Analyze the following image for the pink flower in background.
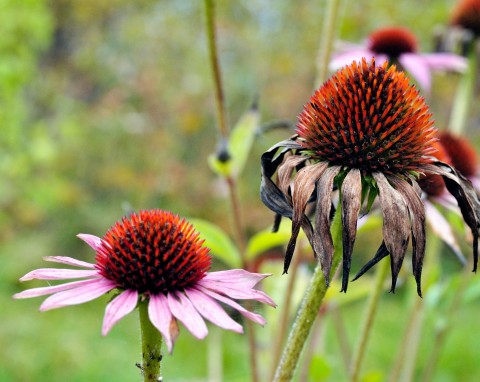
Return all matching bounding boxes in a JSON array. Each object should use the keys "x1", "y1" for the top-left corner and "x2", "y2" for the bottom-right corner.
[
  {"x1": 14, "y1": 209, "x2": 275, "y2": 353},
  {"x1": 330, "y1": 27, "x2": 467, "y2": 92}
]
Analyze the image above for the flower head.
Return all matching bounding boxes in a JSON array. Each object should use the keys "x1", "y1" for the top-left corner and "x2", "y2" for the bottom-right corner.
[
  {"x1": 260, "y1": 59, "x2": 480, "y2": 296},
  {"x1": 14, "y1": 209, "x2": 275, "y2": 353},
  {"x1": 451, "y1": 0, "x2": 480, "y2": 37},
  {"x1": 330, "y1": 27, "x2": 467, "y2": 92}
]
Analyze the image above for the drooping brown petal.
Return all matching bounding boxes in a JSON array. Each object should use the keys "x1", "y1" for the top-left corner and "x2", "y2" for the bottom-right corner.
[
  {"x1": 352, "y1": 241, "x2": 389, "y2": 281},
  {"x1": 422, "y1": 162, "x2": 480, "y2": 271},
  {"x1": 314, "y1": 165, "x2": 341, "y2": 285},
  {"x1": 277, "y1": 155, "x2": 309, "y2": 195},
  {"x1": 340, "y1": 169, "x2": 362, "y2": 292},
  {"x1": 389, "y1": 176, "x2": 426, "y2": 296},
  {"x1": 285, "y1": 162, "x2": 328, "y2": 274},
  {"x1": 373, "y1": 172, "x2": 411, "y2": 292}
]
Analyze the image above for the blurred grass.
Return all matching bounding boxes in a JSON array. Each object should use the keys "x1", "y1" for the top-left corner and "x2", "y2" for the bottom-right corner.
[{"x1": 2, "y1": 0, "x2": 480, "y2": 380}]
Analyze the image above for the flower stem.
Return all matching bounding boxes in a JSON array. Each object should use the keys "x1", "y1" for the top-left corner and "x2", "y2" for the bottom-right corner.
[
  {"x1": 314, "y1": 0, "x2": 342, "y2": 88},
  {"x1": 273, "y1": 209, "x2": 343, "y2": 381},
  {"x1": 139, "y1": 299, "x2": 163, "y2": 382},
  {"x1": 349, "y1": 256, "x2": 389, "y2": 382},
  {"x1": 448, "y1": 48, "x2": 477, "y2": 135}
]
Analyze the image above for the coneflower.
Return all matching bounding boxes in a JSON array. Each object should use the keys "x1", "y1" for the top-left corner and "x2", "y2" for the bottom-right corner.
[
  {"x1": 260, "y1": 58, "x2": 480, "y2": 296},
  {"x1": 451, "y1": 0, "x2": 480, "y2": 37}
]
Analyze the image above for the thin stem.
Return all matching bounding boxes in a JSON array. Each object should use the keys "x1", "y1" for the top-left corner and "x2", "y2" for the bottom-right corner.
[
  {"x1": 268, "y1": 244, "x2": 303, "y2": 381},
  {"x1": 448, "y1": 48, "x2": 477, "y2": 135},
  {"x1": 314, "y1": 0, "x2": 342, "y2": 89},
  {"x1": 204, "y1": 0, "x2": 228, "y2": 140},
  {"x1": 350, "y1": 257, "x2": 389, "y2": 382},
  {"x1": 298, "y1": 309, "x2": 327, "y2": 381},
  {"x1": 139, "y1": 299, "x2": 163, "y2": 382},
  {"x1": 331, "y1": 304, "x2": 352, "y2": 372},
  {"x1": 273, "y1": 209, "x2": 343, "y2": 381},
  {"x1": 208, "y1": 327, "x2": 223, "y2": 382}
]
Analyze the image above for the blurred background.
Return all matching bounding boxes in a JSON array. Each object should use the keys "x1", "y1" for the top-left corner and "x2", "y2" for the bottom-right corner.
[{"x1": 3, "y1": 0, "x2": 480, "y2": 381}]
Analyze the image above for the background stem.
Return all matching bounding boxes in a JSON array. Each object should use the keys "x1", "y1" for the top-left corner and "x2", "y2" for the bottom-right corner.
[{"x1": 139, "y1": 300, "x2": 163, "y2": 382}]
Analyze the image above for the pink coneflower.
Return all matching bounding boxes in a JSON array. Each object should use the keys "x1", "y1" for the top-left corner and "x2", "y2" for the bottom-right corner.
[
  {"x1": 330, "y1": 27, "x2": 467, "y2": 92},
  {"x1": 261, "y1": 59, "x2": 480, "y2": 296},
  {"x1": 14, "y1": 209, "x2": 275, "y2": 353}
]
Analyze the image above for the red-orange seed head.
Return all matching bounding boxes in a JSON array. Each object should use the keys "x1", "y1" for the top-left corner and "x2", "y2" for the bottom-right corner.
[
  {"x1": 439, "y1": 131, "x2": 478, "y2": 177},
  {"x1": 451, "y1": 0, "x2": 480, "y2": 37},
  {"x1": 296, "y1": 59, "x2": 437, "y2": 176},
  {"x1": 95, "y1": 210, "x2": 211, "y2": 294},
  {"x1": 367, "y1": 27, "x2": 418, "y2": 57}
]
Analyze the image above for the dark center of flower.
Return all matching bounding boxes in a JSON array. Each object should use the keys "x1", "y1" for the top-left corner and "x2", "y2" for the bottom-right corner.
[
  {"x1": 95, "y1": 210, "x2": 211, "y2": 294},
  {"x1": 296, "y1": 59, "x2": 437, "y2": 176},
  {"x1": 451, "y1": 0, "x2": 480, "y2": 37},
  {"x1": 439, "y1": 132, "x2": 478, "y2": 177},
  {"x1": 367, "y1": 27, "x2": 418, "y2": 57}
]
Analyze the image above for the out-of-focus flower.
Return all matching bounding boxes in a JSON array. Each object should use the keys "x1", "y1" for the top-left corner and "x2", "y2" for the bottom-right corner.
[
  {"x1": 14, "y1": 209, "x2": 275, "y2": 353},
  {"x1": 451, "y1": 0, "x2": 480, "y2": 38},
  {"x1": 260, "y1": 59, "x2": 480, "y2": 296},
  {"x1": 330, "y1": 27, "x2": 467, "y2": 92}
]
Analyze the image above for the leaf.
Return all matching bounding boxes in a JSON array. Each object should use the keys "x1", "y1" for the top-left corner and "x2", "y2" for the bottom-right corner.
[
  {"x1": 188, "y1": 218, "x2": 241, "y2": 268},
  {"x1": 246, "y1": 219, "x2": 295, "y2": 261},
  {"x1": 229, "y1": 102, "x2": 260, "y2": 178},
  {"x1": 308, "y1": 355, "x2": 332, "y2": 380}
]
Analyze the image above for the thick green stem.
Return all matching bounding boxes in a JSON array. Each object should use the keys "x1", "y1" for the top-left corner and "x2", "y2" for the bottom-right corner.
[
  {"x1": 448, "y1": 49, "x2": 476, "y2": 135},
  {"x1": 350, "y1": 256, "x2": 389, "y2": 382},
  {"x1": 314, "y1": 0, "x2": 342, "y2": 88},
  {"x1": 139, "y1": 299, "x2": 163, "y2": 382},
  {"x1": 273, "y1": 210, "x2": 343, "y2": 381}
]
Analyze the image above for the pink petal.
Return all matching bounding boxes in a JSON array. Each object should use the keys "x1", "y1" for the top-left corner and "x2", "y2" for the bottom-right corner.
[
  {"x1": 167, "y1": 291, "x2": 208, "y2": 340},
  {"x1": 39, "y1": 278, "x2": 116, "y2": 311},
  {"x1": 198, "y1": 278, "x2": 276, "y2": 306},
  {"x1": 399, "y1": 53, "x2": 431, "y2": 92},
  {"x1": 204, "y1": 269, "x2": 271, "y2": 289},
  {"x1": 469, "y1": 176, "x2": 480, "y2": 190},
  {"x1": 13, "y1": 278, "x2": 102, "y2": 299},
  {"x1": 102, "y1": 289, "x2": 138, "y2": 335},
  {"x1": 184, "y1": 288, "x2": 243, "y2": 333},
  {"x1": 149, "y1": 294, "x2": 178, "y2": 353},
  {"x1": 196, "y1": 286, "x2": 267, "y2": 326},
  {"x1": 77, "y1": 234, "x2": 104, "y2": 251},
  {"x1": 425, "y1": 201, "x2": 466, "y2": 265},
  {"x1": 20, "y1": 268, "x2": 99, "y2": 281},
  {"x1": 422, "y1": 53, "x2": 467, "y2": 72},
  {"x1": 43, "y1": 256, "x2": 96, "y2": 269},
  {"x1": 329, "y1": 49, "x2": 380, "y2": 70}
]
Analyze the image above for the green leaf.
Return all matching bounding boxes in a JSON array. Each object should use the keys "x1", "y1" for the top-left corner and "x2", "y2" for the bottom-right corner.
[
  {"x1": 207, "y1": 153, "x2": 233, "y2": 177},
  {"x1": 229, "y1": 102, "x2": 260, "y2": 178},
  {"x1": 308, "y1": 355, "x2": 332, "y2": 380},
  {"x1": 189, "y1": 218, "x2": 241, "y2": 268},
  {"x1": 246, "y1": 219, "x2": 294, "y2": 261}
]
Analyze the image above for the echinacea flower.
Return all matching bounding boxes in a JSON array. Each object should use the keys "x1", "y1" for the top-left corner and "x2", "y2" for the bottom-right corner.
[
  {"x1": 14, "y1": 209, "x2": 275, "y2": 353},
  {"x1": 451, "y1": 0, "x2": 480, "y2": 38},
  {"x1": 260, "y1": 59, "x2": 480, "y2": 296},
  {"x1": 330, "y1": 27, "x2": 467, "y2": 92}
]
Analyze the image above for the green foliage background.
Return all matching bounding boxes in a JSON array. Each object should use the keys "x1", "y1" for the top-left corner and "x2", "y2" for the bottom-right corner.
[{"x1": 2, "y1": 0, "x2": 480, "y2": 381}]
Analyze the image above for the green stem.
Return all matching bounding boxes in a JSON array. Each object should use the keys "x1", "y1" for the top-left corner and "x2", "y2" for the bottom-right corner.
[
  {"x1": 448, "y1": 48, "x2": 476, "y2": 135},
  {"x1": 314, "y1": 0, "x2": 342, "y2": 89},
  {"x1": 204, "y1": 0, "x2": 228, "y2": 140},
  {"x1": 350, "y1": 256, "x2": 389, "y2": 382},
  {"x1": 139, "y1": 299, "x2": 163, "y2": 382},
  {"x1": 273, "y1": 209, "x2": 343, "y2": 381}
]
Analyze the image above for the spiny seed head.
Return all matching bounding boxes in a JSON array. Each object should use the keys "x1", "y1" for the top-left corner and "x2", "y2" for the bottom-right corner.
[
  {"x1": 95, "y1": 209, "x2": 211, "y2": 294},
  {"x1": 418, "y1": 141, "x2": 450, "y2": 196},
  {"x1": 367, "y1": 27, "x2": 418, "y2": 57},
  {"x1": 439, "y1": 131, "x2": 478, "y2": 176},
  {"x1": 451, "y1": 0, "x2": 480, "y2": 37},
  {"x1": 296, "y1": 59, "x2": 437, "y2": 176}
]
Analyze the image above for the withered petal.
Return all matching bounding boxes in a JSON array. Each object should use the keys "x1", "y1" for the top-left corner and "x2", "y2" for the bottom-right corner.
[
  {"x1": 423, "y1": 162, "x2": 480, "y2": 272},
  {"x1": 277, "y1": 155, "x2": 308, "y2": 195},
  {"x1": 352, "y1": 241, "x2": 389, "y2": 281},
  {"x1": 388, "y1": 176, "x2": 426, "y2": 297},
  {"x1": 340, "y1": 169, "x2": 362, "y2": 293},
  {"x1": 373, "y1": 172, "x2": 411, "y2": 292},
  {"x1": 314, "y1": 165, "x2": 341, "y2": 285}
]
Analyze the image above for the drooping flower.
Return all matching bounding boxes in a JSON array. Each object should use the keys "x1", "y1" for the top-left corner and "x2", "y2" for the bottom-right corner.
[
  {"x1": 14, "y1": 209, "x2": 275, "y2": 353},
  {"x1": 260, "y1": 59, "x2": 480, "y2": 296},
  {"x1": 330, "y1": 27, "x2": 467, "y2": 92}
]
